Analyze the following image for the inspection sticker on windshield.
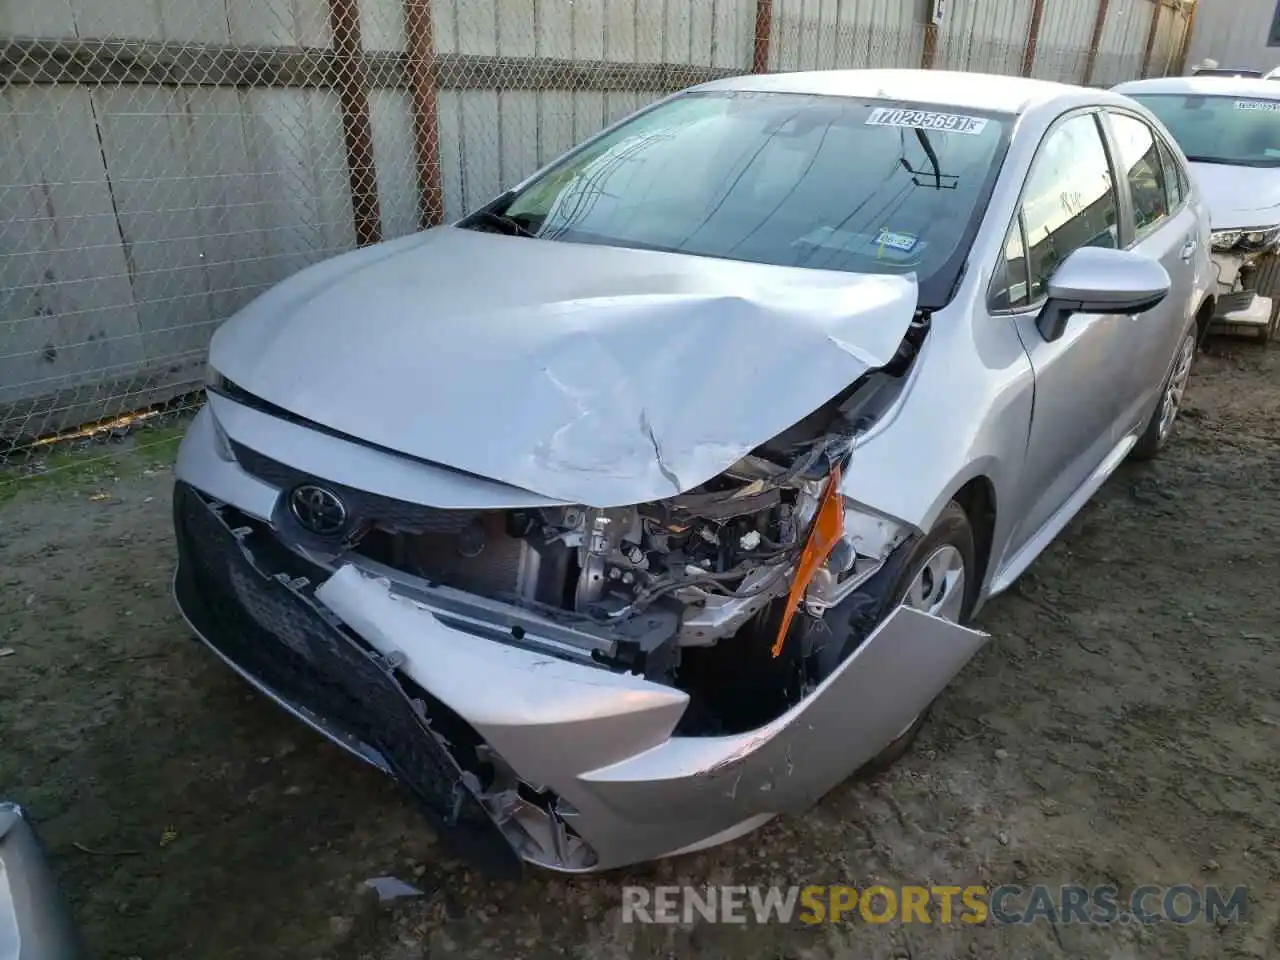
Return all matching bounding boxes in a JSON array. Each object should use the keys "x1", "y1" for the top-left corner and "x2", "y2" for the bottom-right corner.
[
  {"x1": 873, "y1": 229, "x2": 920, "y2": 253},
  {"x1": 865, "y1": 107, "x2": 988, "y2": 135},
  {"x1": 1235, "y1": 100, "x2": 1280, "y2": 111}
]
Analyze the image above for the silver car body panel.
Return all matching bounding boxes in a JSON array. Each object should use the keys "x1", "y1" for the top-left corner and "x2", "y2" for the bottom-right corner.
[
  {"x1": 209, "y1": 227, "x2": 919, "y2": 509},
  {"x1": 837, "y1": 91, "x2": 1211, "y2": 598},
  {"x1": 0, "y1": 803, "x2": 83, "y2": 960},
  {"x1": 310, "y1": 565, "x2": 987, "y2": 871},
  {"x1": 174, "y1": 70, "x2": 1213, "y2": 870}
]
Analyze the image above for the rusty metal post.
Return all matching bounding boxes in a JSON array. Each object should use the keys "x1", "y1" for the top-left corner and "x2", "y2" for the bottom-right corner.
[
  {"x1": 404, "y1": 0, "x2": 444, "y2": 227},
  {"x1": 753, "y1": 0, "x2": 773, "y2": 73},
  {"x1": 1021, "y1": 0, "x2": 1047, "y2": 77},
  {"x1": 328, "y1": 0, "x2": 382, "y2": 246},
  {"x1": 921, "y1": 22, "x2": 939, "y2": 69},
  {"x1": 1173, "y1": 0, "x2": 1198, "y2": 77},
  {"x1": 1139, "y1": 0, "x2": 1164, "y2": 79},
  {"x1": 1082, "y1": 0, "x2": 1113, "y2": 85}
]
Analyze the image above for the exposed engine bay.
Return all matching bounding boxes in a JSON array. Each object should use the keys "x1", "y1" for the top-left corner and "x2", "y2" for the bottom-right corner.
[{"x1": 316, "y1": 317, "x2": 925, "y2": 733}]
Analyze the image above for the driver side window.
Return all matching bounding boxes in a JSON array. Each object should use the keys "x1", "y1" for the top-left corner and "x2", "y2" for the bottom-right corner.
[{"x1": 995, "y1": 113, "x2": 1120, "y2": 309}]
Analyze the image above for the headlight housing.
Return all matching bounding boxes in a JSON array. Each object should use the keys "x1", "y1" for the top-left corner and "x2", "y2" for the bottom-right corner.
[{"x1": 1211, "y1": 226, "x2": 1280, "y2": 254}]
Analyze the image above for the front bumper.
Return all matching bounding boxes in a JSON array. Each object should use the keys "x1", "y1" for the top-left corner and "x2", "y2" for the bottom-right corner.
[{"x1": 172, "y1": 408, "x2": 989, "y2": 873}]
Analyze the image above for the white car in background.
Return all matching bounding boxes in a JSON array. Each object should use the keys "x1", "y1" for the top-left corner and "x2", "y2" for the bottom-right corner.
[{"x1": 1116, "y1": 76, "x2": 1280, "y2": 342}]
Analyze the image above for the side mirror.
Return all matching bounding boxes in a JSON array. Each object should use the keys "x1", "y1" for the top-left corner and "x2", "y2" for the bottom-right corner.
[{"x1": 1037, "y1": 246, "x2": 1171, "y2": 342}]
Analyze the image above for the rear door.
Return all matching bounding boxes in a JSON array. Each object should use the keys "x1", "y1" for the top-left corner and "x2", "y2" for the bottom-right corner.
[{"x1": 1100, "y1": 110, "x2": 1196, "y2": 434}]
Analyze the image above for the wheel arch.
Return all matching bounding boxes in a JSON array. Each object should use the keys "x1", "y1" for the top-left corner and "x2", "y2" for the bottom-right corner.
[
  {"x1": 1194, "y1": 293, "x2": 1215, "y2": 346},
  {"x1": 948, "y1": 475, "x2": 997, "y2": 612}
]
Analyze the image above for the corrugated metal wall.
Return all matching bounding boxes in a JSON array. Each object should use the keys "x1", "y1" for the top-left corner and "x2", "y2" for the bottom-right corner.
[
  {"x1": 1094, "y1": 0, "x2": 1155, "y2": 86},
  {"x1": 1186, "y1": 0, "x2": 1280, "y2": 72},
  {"x1": 427, "y1": 0, "x2": 757, "y2": 221},
  {"x1": 769, "y1": 0, "x2": 927, "y2": 72},
  {"x1": 1029, "y1": 0, "x2": 1100, "y2": 82},
  {"x1": 935, "y1": 0, "x2": 1032, "y2": 76},
  {"x1": 0, "y1": 0, "x2": 1193, "y2": 444}
]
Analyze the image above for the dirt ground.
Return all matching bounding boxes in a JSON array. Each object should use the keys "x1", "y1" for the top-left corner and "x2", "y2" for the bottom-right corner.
[{"x1": 1, "y1": 337, "x2": 1278, "y2": 960}]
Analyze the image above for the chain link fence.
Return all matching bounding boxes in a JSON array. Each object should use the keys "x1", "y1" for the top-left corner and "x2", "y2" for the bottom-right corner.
[{"x1": 1, "y1": 0, "x2": 1192, "y2": 481}]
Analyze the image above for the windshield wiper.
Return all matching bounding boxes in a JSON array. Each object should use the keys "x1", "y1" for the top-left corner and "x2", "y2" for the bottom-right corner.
[
  {"x1": 462, "y1": 209, "x2": 538, "y2": 238},
  {"x1": 900, "y1": 128, "x2": 958, "y2": 189}
]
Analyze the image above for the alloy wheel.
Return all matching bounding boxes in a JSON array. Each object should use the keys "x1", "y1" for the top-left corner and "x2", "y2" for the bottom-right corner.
[{"x1": 1158, "y1": 334, "x2": 1195, "y2": 442}]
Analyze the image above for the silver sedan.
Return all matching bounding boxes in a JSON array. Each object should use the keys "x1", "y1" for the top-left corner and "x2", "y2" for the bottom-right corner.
[{"x1": 173, "y1": 69, "x2": 1213, "y2": 875}]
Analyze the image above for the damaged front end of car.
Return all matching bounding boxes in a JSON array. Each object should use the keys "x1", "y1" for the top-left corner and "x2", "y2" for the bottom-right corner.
[{"x1": 172, "y1": 239, "x2": 989, "y2": 874}]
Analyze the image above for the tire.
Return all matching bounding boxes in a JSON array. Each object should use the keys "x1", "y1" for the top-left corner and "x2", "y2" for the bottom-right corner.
[
  {"x1": 1131, "y1": 327, "x2": 1196, "y2": 461},
  {"x1": 811, "y1": 500, "x2": 977, "y2": 776}
]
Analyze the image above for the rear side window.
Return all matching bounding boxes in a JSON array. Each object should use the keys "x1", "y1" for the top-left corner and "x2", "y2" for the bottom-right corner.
[
  {"x1": 1019, "y1": 113, "x2": 1120, "y2": 303},
  {"x1": 1109, "y1": 113, "x2": 1170, "y2": 236}
]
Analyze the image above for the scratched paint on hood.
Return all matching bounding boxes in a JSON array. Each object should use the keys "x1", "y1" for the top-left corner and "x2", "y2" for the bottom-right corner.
[{"x1": 209, "y1": 226, "x2": 919, "y2": 507}]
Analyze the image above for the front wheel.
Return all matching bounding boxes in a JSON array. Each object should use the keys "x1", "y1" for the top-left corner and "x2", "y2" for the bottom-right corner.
[
  {"x1": 850, "y1": 500, "x2": 976, "y2": 775},
  {"x1": 1131, "y1": 328, "x2": 1196, "y2": 461}
]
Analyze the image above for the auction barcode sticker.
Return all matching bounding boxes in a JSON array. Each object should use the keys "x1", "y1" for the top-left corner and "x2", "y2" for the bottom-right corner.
[
  {"x1": 866, "y1": 107, "x2": 989, "y2": 135},
  {"x1": 1235, "y1": 100, "x2": 1280, "y2": 111}
]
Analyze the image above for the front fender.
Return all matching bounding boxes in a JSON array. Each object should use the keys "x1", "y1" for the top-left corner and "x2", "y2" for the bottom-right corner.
[{"x1": 839, "y1": 306, "x2": 1032, "y2": 598}]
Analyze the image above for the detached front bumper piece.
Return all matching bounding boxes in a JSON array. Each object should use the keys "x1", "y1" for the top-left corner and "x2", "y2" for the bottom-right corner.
[
  {"x1": 173, "y1": 481, "x2": 988, "y2": 874},
  {"x1": 1211, "y1": 251, "x2": 1279, "y2": 340}
]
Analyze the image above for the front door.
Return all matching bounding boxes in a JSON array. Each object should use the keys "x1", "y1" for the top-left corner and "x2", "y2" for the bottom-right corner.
[{"x1": 993, "y1": 111, "x2": 1136, "y2": 558}]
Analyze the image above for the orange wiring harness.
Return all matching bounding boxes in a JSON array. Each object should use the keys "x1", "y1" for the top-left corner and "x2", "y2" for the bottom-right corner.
[{"x1": 770, "y1": 464, "x2": 845, "y2": 658}]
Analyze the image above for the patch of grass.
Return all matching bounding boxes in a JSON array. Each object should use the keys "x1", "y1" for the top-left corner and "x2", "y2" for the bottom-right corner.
[
  {"x1": 133, "y1": 422, "x2": 188, "y2": 463},
  {"x1": 0, "y1": 419, "x2": 190, "y2": 508}
]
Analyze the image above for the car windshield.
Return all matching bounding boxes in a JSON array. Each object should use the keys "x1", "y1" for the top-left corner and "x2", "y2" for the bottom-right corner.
[
  {"x1": 474, "y1": 91, "x2": 1010, "y2": 309},
  {"x1": 1129, "y1": 93, "x2": 1280, "y2": 167}
]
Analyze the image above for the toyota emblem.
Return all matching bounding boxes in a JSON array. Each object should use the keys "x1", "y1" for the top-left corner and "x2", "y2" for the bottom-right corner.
[{"x1": 289, "y1": 484, "x2": 348, "y2": 537}]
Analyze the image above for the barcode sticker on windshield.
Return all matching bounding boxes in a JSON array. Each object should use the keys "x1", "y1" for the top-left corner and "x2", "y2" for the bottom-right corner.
[
  {"x1": 865, "y1": 107, "x2": 989, "y2": 135},
  {"x1": 1235, "y1": 100, "x2": 1280, "y2": 111}
]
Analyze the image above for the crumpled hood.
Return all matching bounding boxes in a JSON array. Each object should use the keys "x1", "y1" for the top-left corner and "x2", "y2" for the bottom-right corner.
[
  {"x1": 1190, "y1": 161, "x2": 1280, "y2": 230},
  {"x1": 210, "y1": 227, "x2": 918, "y2": 507}
]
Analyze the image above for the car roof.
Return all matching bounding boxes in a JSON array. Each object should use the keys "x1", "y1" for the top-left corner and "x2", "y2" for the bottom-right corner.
[
  {"x1": 693, "y1": 69, "x2": 1115, "y2": 116},
  {"x1": 1116, "y1": 76, "x2": 1280, "y2": 99}
]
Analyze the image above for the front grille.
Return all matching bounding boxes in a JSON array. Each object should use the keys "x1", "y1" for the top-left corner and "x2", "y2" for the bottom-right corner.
[
  {"x1": 231, "y1": 442, "x2": 536, "y2": 599},
  {"x1": 172, "y1": 483, "x2": 521, "y2": 877},
  {"x1": 230, "y1": 441, "x2": 478, "y2": 535}
]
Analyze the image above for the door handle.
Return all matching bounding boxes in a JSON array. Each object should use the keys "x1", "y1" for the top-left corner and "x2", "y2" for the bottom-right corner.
[{"x1": 1181, "y1": 238, "x2": 1198, "y2": 260}]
